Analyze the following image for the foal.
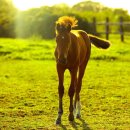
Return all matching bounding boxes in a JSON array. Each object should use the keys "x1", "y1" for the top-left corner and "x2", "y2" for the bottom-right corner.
[{"x1": 54, "y1": 16, "x2": 110, "y2": 124}]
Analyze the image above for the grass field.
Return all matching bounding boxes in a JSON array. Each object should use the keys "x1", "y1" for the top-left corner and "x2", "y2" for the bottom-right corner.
[{"x1": 0, "y1": 36, "x2": 130, "y2": 130}]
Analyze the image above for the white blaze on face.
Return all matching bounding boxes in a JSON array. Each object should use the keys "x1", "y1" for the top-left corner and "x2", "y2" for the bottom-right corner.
[{"x1": 57, "y1": 35, "x2": 69, "y2": 61}]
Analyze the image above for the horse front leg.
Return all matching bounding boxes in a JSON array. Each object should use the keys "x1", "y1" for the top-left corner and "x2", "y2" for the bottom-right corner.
[
  {"x1": 68, "y1": 68, "x2": 77, "y2": 121},
  {"x1": 56, "y1": 66, "x2": 65, "y2": 125}
]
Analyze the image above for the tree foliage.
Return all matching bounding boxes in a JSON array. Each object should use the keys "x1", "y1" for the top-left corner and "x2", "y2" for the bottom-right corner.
[
  {"x1": 0, "y1": 0, "x2": 17, "y2": 37},
  {"x1": 0, "y1": 1, "x2": 130, "y2": 38}
]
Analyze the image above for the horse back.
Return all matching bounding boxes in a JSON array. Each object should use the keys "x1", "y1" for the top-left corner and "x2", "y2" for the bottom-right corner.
[{"x1": 71, "y1": 30, "x2": 91, "y2": 65}]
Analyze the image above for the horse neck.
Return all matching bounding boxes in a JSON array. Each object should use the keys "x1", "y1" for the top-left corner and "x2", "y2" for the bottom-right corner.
[{"x1": 67, "y1": 32, "x2": 79, "y2": 61}]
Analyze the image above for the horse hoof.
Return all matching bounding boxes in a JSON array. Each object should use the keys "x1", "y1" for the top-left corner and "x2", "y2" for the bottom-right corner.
[
  {"x1": 76, "y1": 114, "x2": 81, "y2": 119},
  {"x1": 69, "y1": 114, "x2": 74, "y2": 121},
  {"x1": 55, "y1": 119, "x2": 61, "y2": 125}
]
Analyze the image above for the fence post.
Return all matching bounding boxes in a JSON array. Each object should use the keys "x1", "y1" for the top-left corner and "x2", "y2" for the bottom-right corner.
[
  {"x1": 105, "y1": 17, "x2": 109, "y2": 40},
  {"x1": 120, "y1": 17, "x2": 124, "y2": 42},
  {"x1": 92, "y1": 17, "x2": 97, "y2": 35}
]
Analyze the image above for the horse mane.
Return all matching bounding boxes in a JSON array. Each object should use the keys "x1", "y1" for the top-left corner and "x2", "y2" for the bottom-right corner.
[{"x1": 56, "y1": 16, "x2": 78, "y2": 28}]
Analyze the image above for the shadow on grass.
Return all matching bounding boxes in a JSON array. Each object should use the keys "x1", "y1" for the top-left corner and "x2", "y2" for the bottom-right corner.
[
  {"x1": 59, "y1": 124, "x2": 67, "y2": 130},
  {"x1": 70, "y1": 121, "x2": 78, "y2": 130},
  {"x1": 79, "y1": 118, "x2": 91, "y2": 130},
  {"x1": 0, "y1": 51, "x2": 12, "y2": 56},
  {"x1": 59, "y1": 118, "x2": 91, "y2": 130}
]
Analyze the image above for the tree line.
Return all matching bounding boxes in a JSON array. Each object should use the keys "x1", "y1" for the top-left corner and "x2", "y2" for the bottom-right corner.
[{"x1": 0, "y1": 0, "x2": 130, "y2": 39}]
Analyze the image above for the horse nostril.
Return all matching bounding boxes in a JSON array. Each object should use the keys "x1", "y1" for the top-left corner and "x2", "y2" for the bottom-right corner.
[{"x1": 58, "y1": 58, "x2": 67, "y2": 65}]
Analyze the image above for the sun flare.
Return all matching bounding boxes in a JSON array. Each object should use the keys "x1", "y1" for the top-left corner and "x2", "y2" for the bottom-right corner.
[{"x1": 13, "y1": 0, "x2": 130, "y2": 14}]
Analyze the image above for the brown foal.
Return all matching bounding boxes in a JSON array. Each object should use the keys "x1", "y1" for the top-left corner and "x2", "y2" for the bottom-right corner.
[{"x1": 54, "y1": 16, "x2": 110, "y2": 124}]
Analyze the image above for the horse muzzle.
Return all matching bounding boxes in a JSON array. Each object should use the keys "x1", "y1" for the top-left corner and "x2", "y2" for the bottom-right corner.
[{"x1": 57, "y1": 58, "x2": 67, "y2": 65}]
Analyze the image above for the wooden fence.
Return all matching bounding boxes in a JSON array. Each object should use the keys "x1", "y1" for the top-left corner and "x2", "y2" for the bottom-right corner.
[{"x1": 92, "y1": 17, "x2": 130, "y2": 42}]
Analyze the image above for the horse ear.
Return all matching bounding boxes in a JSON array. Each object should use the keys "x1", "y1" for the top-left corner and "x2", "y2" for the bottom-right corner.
[{"x1": 66, "y1": 24, "x2": 71, "y2": 32}]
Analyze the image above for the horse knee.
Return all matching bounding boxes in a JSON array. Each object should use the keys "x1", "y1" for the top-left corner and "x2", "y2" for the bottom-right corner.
[
  {"x1": 58, "y1": 85, "x2": 64, "y2": 98},
  {"x1": 68, "y1": 86, "x2": 75, "y2": 97},
  {"x1": 75, "y1": 79, "x2": 82, "y2": 93}
]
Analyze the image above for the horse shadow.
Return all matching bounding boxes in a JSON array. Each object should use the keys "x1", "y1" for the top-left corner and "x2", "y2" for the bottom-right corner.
[
  {"x1": 59, "y1": 118, "x2": 91, "y2": 130},
  {"x1": 78, "y1": 118, "x2": 91, "y2": 130},
  {"x1": 59, "y1": 124, "x2": 67, "y2": 130}
]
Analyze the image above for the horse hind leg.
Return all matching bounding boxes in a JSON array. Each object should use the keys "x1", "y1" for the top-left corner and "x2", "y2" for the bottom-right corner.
[
  {"x1": 68, "y1": 68, "x2": 78, "y2": 122},
  {"x1": 74, "y1": 64, "x2": 87, "y2": 118},
  {"x1": 68, "y1": 86, "x2": 75, "y2": 122},
  {"x1": 74, "y1": 94, "x2": 81, "y2": 118},
  {"x1": 74, "y1": 77, "x2": 82, "y2": 119},
  {"x1": 76, "y1": 100, "x2": 81, "y2": 118},
  {"x1": 73, "y1": 77, "x2": 77, "y2": 116}
]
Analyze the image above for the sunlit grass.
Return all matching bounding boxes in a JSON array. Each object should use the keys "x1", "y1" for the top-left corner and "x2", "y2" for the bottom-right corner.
[
  {"x1": 0, "y1": 37, "x2": 130, "y2": 129},
  {"x1": 0, "y1": 38, "x2": 55, "y2": 61},
  {"x1": 0, "y1": 37, "x2": 130, "y2": 61}
]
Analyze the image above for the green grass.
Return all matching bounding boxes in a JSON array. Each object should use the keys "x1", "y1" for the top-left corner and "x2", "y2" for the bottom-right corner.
[{"x1": 0, "y1": 37, "x2": 130, "y2": 130}]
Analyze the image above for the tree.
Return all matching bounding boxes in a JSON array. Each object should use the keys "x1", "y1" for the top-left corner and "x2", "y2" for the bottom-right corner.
[
  {"x1": 13, "y1": 1, "x2": 130, "y2": 39},
  {"x1": 72, "y1": 1, "x2": 105, "y2": 12},
  {"x1": 0, "y1": 0, "x2": 17, "y2": 37}
]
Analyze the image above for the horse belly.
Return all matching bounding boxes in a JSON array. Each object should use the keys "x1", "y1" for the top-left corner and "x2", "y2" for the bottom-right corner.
[{"x1": 78, "y1": 37, "x2": 87, "y2": 65}]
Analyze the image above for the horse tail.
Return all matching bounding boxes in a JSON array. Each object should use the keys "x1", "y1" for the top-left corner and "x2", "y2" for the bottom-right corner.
[{"x1": 88, "y1": 34, "x2": 110, "y2": 49}]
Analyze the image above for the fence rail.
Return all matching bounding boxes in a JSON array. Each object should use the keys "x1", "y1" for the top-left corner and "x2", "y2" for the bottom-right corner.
[{"x1": 92, "y1": 17, "x2": 130, "y2": 42}]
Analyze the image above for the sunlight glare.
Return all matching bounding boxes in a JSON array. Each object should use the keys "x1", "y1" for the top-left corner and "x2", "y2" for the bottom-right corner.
[
  {"x1": 13, "y1": 0, "x2": 83, "y2": 11},
  {"x1": 13, "y1": 0, "x2": 130, "y2": 14}
]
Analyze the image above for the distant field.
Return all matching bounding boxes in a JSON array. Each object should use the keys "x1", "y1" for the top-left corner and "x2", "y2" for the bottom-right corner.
[{"x1": 0, "y1": 37, "x2": 130, "y2": 130}]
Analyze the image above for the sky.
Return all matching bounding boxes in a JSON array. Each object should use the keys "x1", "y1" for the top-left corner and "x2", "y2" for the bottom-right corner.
[{"x1": 12, "y1": 0, "x2": 130, "y2": 14}]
